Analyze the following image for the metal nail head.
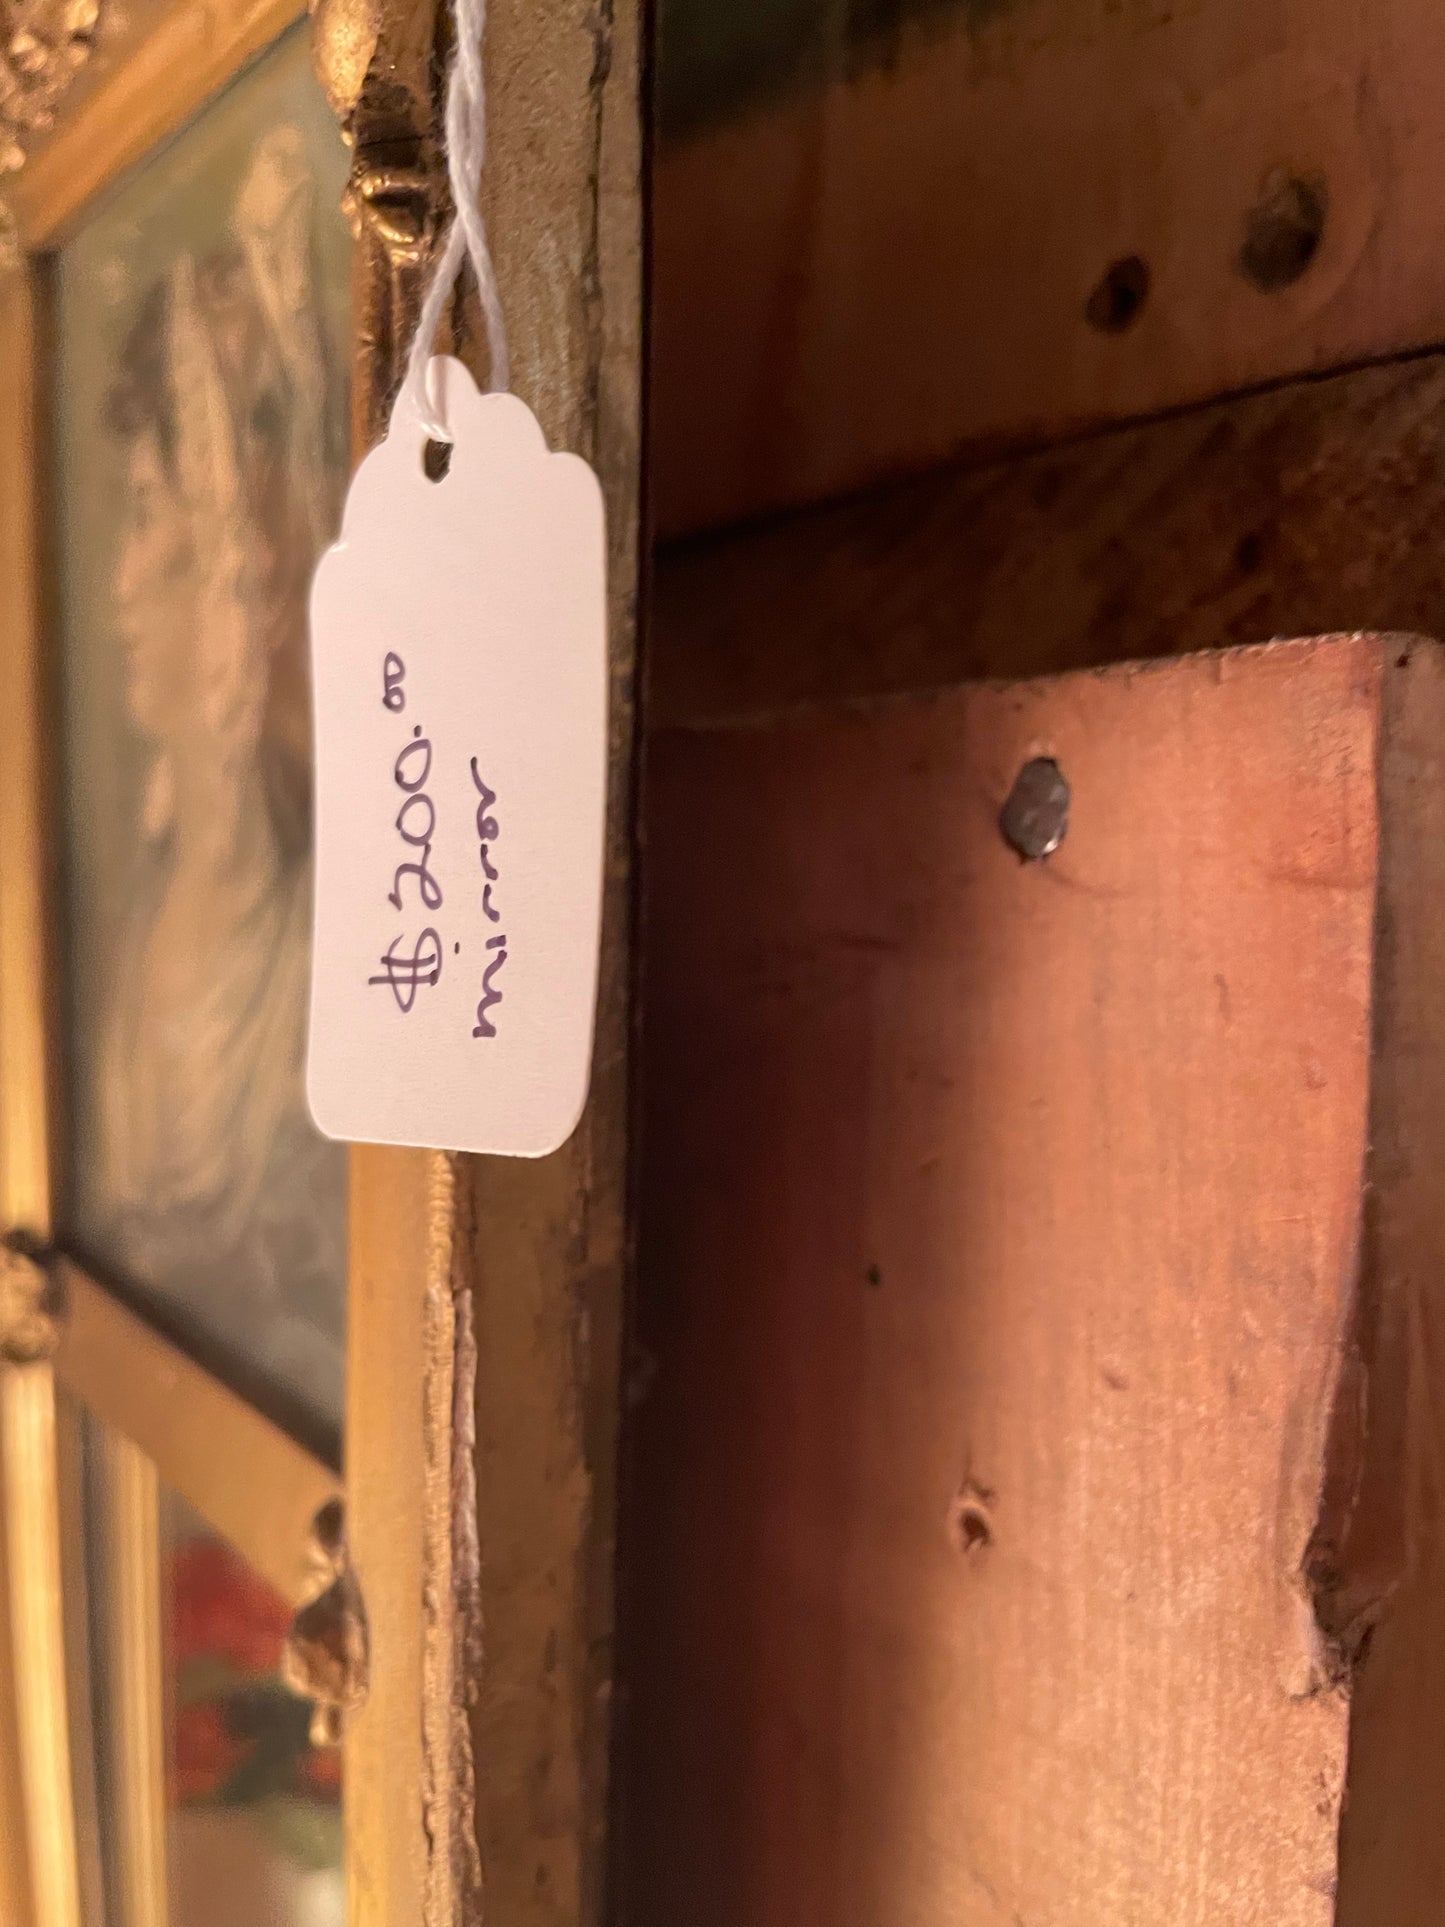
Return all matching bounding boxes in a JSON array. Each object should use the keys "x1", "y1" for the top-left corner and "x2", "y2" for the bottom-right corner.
[{"x1": 1000, "y1": 757, "x2": 1070, "y2": 861}]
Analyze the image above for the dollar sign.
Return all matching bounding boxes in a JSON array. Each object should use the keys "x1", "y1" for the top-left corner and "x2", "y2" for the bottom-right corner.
[{"x1": 368, "y1": 928, "x2": 443, "y2": 1013}]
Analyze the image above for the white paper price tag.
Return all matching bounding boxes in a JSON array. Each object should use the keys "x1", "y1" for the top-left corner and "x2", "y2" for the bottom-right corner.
[{"x1": 306, "y1": 356, "x2": 606, "y2": 1157}]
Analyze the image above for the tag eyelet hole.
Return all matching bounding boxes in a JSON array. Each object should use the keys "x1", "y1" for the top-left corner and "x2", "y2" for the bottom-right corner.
[{"x1": 423, "y1": 439, "x2": 453, "y2": 482}]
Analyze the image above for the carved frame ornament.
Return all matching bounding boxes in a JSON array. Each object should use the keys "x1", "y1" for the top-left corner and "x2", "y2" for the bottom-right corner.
[{"x1": 0, "y1": 0, "x2": 100, "y2": 176}]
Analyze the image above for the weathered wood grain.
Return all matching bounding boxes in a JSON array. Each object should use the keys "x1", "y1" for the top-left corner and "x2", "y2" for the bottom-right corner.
[
  {"x1": 1332, "y1": 647, "x2": 1445, "y2": 1927},
  {"x1": 625, "y1": 636, "x2": 1445, "y2": 1926},
  {"x1": 653, "y1": 0, "x2": 1445, "y2": 530},
  {"x1": 329, "y1": 0, "x2": 643, "y2": 1920},
  {"x1": 652, "y1": 352, "x2": 1445, "y2": 726},
  {"x1": 452, "y1": 4, "x2": 643, "y2": 1924}
]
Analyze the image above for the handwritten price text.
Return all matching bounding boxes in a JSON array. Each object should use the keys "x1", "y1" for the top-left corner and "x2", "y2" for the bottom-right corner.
[{"x1": 367, "y1": 651, "x2": 507, "y2": 1040}]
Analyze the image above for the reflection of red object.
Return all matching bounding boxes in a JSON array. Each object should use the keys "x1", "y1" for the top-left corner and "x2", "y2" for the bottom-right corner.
[
  {"x1": 170, "y1": 1537, "x2": 291, "y2": 1676},
  {"x1": 173, "y1": 1701, "x2": 246, "y2": 1801},
  {"x1": 302, "y1": 1744, "x2": 342, "y2": 1798}
]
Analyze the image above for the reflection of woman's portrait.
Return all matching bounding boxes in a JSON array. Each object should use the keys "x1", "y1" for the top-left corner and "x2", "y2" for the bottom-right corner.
[{"x1": 88, "y1": 127, "x2": 347, "y2": 1411}]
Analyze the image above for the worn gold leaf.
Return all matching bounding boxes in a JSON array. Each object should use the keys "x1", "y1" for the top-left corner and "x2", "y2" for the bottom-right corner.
[
  {"x1": 0, "y1": 0, "x2": 102, "y2": 167},
  {"x1": 282, "y1": 1498, "x2": 370, "y2": 1748},
  {"x1": 0, "y1": 1242, "x2": 60, "y2": 1365}
]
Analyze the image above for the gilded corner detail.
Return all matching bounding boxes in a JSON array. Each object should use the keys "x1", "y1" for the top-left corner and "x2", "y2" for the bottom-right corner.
[
  {"x1": 0, "y1": 1238, "x2": 61, "y2": 1365},
  {"x1": 0, "y1": 0, "x2": 101, "y2": 174},
  {"x1": 282, "y1": 1496, "x2": 370, "y2": 1747}
]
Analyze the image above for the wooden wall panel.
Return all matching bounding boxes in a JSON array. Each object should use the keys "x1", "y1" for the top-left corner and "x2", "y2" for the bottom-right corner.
[
  {"x1": 652, "y1": 352, "x2": 1445, "y2": 727},
  {"x1": 653, "y1": 0, "x2": 1445, "y2": 532},
  {"x1": 625, "y1": 637, "x2": 1445, "y2": 1925}
]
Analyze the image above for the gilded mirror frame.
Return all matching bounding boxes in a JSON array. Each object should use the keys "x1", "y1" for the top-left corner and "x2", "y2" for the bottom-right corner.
[{"x1": 0, "y1": 0, "x2": 451, "y2": 1920}]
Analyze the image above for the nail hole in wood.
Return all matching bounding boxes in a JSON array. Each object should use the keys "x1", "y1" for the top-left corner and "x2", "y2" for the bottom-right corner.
[
  {"x1": 1085, "y1": 255, "x2": 1150, "y2": 334},
  {"x1": 1239, "y1": 172, "x2": 1327, "y2": 292},
  {"x1": 952, "y1": 1484, "x2": 995, "y2": 1556}
]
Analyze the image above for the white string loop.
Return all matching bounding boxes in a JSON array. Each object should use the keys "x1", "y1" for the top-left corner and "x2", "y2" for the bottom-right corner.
[{"x1": 400, "y1": 0, "x2": 509, "y2": 441}]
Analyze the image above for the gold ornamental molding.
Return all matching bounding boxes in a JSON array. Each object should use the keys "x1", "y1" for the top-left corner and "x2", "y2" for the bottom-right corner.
[
  {"x1": 0, "y1": 1238, "x2": 61, "y2": 1366},
  {"x1": 0, "y1": 0, "x2": 101, "y2": 175},
  {"x1": 0, "y1": 0, "x2": 102, "y2": 257},
  {"x1": 282, "y1": 1496, "x2": 370, "y2": 1747}
]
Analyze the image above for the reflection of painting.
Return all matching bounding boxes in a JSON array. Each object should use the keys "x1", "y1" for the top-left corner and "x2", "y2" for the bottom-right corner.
[
  {"x1": 57, "y1": 27, "x2": 350, "y2": 1435},
  {"x1": 166, "y1": 1511, "x2": 342, "y2": 1927}
]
